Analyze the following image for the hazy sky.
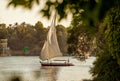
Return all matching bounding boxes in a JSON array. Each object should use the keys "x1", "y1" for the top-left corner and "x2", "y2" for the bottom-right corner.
[{"x1": 0, "y1": 0, "x2": 72, "y2": 27}]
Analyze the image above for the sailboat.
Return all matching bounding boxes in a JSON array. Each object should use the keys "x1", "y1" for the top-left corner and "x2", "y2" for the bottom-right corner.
[{"x1": 39, "y1": 13, "x2": 74, "y2": 66}]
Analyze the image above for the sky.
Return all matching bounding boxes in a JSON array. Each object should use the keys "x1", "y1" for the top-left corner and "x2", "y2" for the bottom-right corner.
[{"x1": 0, "y1": 0, "x2": 72, "y2": 27}]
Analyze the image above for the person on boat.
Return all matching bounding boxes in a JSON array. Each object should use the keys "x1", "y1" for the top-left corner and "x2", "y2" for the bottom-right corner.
[{"x1": 68, "y1": 58, "x2": 69, "y2": 63}]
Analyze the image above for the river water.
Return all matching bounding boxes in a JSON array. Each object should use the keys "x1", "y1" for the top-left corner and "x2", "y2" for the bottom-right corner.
[{"x1": 0, "y1": 56, "x2": 96, "y2": 81}]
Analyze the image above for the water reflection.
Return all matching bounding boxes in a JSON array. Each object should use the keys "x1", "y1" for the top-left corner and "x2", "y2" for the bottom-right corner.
[
  {"x1": 0, "y1": 56, "x2": 95, "y2": 81},
  {"x1": 0, "y1": 67, "x2": 59, "y2": 81},
  {"x1": 39, "y1": 66, "x2": 59, "y2": 81}
]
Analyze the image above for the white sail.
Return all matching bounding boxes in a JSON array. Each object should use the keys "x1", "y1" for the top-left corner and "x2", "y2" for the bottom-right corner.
[{"x1": 40, "y1": 13, "x2": 62, "y2": 61}]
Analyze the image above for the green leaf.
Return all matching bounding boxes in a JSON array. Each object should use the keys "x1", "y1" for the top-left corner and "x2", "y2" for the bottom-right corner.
[{"x1": 23, "y1": 46, "x2": 30, "y2": 52}]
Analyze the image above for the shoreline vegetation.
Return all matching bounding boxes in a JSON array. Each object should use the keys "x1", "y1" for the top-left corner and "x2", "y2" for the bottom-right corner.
[
  {"x1": 0, "y1": 22, "x2": 68, "y2": 56},
  {"x1": 0, "y1": 22, "x2": 96, "y2": 57}
]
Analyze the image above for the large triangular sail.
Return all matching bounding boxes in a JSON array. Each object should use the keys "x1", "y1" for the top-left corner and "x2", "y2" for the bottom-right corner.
[{"x1": 40, "y1": 13, "x2": 62, "y2": 61}]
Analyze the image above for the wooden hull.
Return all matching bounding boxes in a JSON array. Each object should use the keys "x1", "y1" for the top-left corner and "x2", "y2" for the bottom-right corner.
[{"x1": 40, "y1": 61, "x2": 74, "y2": 66}]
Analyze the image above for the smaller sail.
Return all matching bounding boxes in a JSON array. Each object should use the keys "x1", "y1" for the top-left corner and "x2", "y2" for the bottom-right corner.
[{"x1": 40, "y1": 13, "x2": 62, "y2": 61}]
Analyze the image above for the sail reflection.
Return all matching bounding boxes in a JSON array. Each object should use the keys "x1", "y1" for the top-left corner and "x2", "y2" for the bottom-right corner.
[{"x1": 39, "y1": 66, "x2": 59, "y2": 81}]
